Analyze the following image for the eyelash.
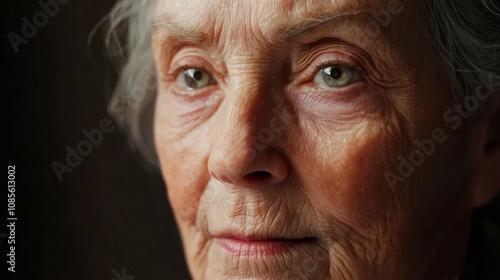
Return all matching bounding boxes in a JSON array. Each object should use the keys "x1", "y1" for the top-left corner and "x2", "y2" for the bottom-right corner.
[{"x1": 313, "y1": 59, "x2": 366, "y2": 78}]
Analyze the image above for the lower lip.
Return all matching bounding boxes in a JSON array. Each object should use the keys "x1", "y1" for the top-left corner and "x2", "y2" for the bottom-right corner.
[{"x1": 215, "y1": 237, "x2": 314, "y2": 257}]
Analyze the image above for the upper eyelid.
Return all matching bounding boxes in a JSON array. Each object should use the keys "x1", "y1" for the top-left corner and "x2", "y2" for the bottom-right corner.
[
  {"x1": 169, "y1": 59, "x2": 208, "y2": 74},
  {"x1": 294, "y1": 39, "x2": 372, "y2": 71},
  {"x1": 293, "y1": 57, "x2": 365, "y2": 85},
  {"x1": 168, "y1": 45, "x2": 225, "y2": 66},
  {"x1": 163, "y1": 55, "x2": 213, "y2": 80},
  {"x1": 169, "y1": 66, "x2": 210, "y2": 77},
  {"x1": 167, "y1": 53, "x2": 229, "y2": 83},
  {"x1": 315, "y1": 61, "x2": 366, "y2": 76}
]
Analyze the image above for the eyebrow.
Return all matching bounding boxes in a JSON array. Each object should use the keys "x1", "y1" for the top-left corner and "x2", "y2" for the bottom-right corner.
[
  {"x1": 153, "y1": 10, "x2": 379, "y2": 45},
  {"x1": 152, "y1": 15, "x2": 206, "y2": 44}
]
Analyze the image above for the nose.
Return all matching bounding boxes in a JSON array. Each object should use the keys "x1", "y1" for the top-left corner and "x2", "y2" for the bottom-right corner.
[{"x1": 207, "y1": 80, "x2": 290, "y2": 188}]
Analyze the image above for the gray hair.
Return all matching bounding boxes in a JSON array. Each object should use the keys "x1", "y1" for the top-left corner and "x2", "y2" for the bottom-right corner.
[
  {"x1": 105, "y1": 0, "x2": 500, "y2": 165},
  {"x1": 416, "y1": 0, "x2": 500, "y2": 101},
  {"x1": 106, "y1": 0, "x2": 158, "y2": 167}
]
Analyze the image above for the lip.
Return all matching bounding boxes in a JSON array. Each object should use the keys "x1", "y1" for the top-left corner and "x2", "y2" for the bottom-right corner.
[{"x1": 214, "y1": 234, "x2": 317, "y2": 257}]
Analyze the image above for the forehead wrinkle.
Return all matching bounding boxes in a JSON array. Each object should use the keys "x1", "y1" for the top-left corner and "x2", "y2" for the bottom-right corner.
[
  {"x1": 223, "y1": 1, "x2": 269, "y2": 49},
  {"x1": 152, "y1": 14, "x2": 210, "y2": 45},
  {"x1": 152, "y1": 3, "x2": 261, "y2": 49},
  {"x1": 275, "y1": 10, "x2": 375, "y2": 42}
]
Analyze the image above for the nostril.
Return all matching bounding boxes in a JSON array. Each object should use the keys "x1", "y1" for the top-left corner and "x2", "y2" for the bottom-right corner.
[{"x1": 243, "y1": 171, "x2": 273, "y2": 183}]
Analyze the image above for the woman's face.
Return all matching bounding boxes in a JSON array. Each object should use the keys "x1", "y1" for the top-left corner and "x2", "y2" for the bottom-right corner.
[{"x1": 151, "y1": 0, "x2": 491, "y2": 279}]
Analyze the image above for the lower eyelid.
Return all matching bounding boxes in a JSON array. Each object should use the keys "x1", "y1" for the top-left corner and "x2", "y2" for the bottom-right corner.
[
  {"x1": 171, "y1": 86, "x2": 205, "y2": 97},
  {"x1": 170, "y1": 83, "x2": 219, "y2": 99},
  {"x1": 298, "y1": 82, "x2": 373, "y2": 110}
]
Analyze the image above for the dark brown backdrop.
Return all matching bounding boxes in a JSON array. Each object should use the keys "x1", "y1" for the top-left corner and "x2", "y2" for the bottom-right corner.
[{"x1": 4, "y1": 1, "x2": 190, "y2": 279}]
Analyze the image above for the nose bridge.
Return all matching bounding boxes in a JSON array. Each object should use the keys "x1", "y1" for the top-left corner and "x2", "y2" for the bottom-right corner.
[
  {"x1": 212, "y1": 69, "x2": 273, "y2": 160},
  {"x1": 207, "y1": 61, "x2": 290, "y2": 186},
  {"x1": 221, "y1": 53, "x2": 282, "y2": 141}
]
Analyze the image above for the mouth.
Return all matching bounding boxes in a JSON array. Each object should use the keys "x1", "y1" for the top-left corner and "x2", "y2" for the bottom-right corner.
[{"x1": 214, "y1": 234, "x2": 318, "y2": 257}]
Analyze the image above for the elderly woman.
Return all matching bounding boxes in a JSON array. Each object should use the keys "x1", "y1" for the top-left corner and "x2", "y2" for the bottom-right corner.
[{"x1": 106, "y1": 0, "x2": 500, "y2": 279}]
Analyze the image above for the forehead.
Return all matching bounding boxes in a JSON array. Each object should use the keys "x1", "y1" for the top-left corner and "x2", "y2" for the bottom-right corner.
[
  {"x1": 156, "y1": 0, "x2": 385, "y2": 16},
  {"x1": 155, "y1": 0, "x2": 388, "y2": 39}
]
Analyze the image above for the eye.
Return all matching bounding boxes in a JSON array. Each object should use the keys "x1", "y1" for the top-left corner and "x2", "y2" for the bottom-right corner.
[
  {"x1": 176, "y1": 68, "x2": 215, "y2": 90},
  {"x1": 313, "y1": 65, "x2": 362, "y2": 88}
]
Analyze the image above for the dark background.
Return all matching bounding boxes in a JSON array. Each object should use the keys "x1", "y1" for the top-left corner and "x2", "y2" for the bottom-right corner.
[{"x1": 3, "y1": 0, "x2": 190, "y2": 279}]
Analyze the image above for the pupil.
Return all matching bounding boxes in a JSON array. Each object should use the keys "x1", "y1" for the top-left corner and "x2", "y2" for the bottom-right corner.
[
  {"x1": 329, "y1": 67, "x2": 342, "y2": 79},
  {"x1": 193, "y1": 70, "x2": 203, "y2": 81}
]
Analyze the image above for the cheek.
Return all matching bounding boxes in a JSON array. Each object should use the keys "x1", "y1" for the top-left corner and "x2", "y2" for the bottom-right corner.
[
  {"x1": 162, "y1": 150, "x2": 209, "y2": 225},
  {"x1": 293, "y1": 121, "x2": 408, "y2": 229},
  {"x1": 154, "y1": 95, "x2": 212, "y2": 226}
]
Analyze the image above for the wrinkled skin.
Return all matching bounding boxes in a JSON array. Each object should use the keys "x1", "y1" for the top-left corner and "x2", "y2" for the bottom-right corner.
[{"x1": 151, "y1": 0, "x2": 500, "y2": 279}]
